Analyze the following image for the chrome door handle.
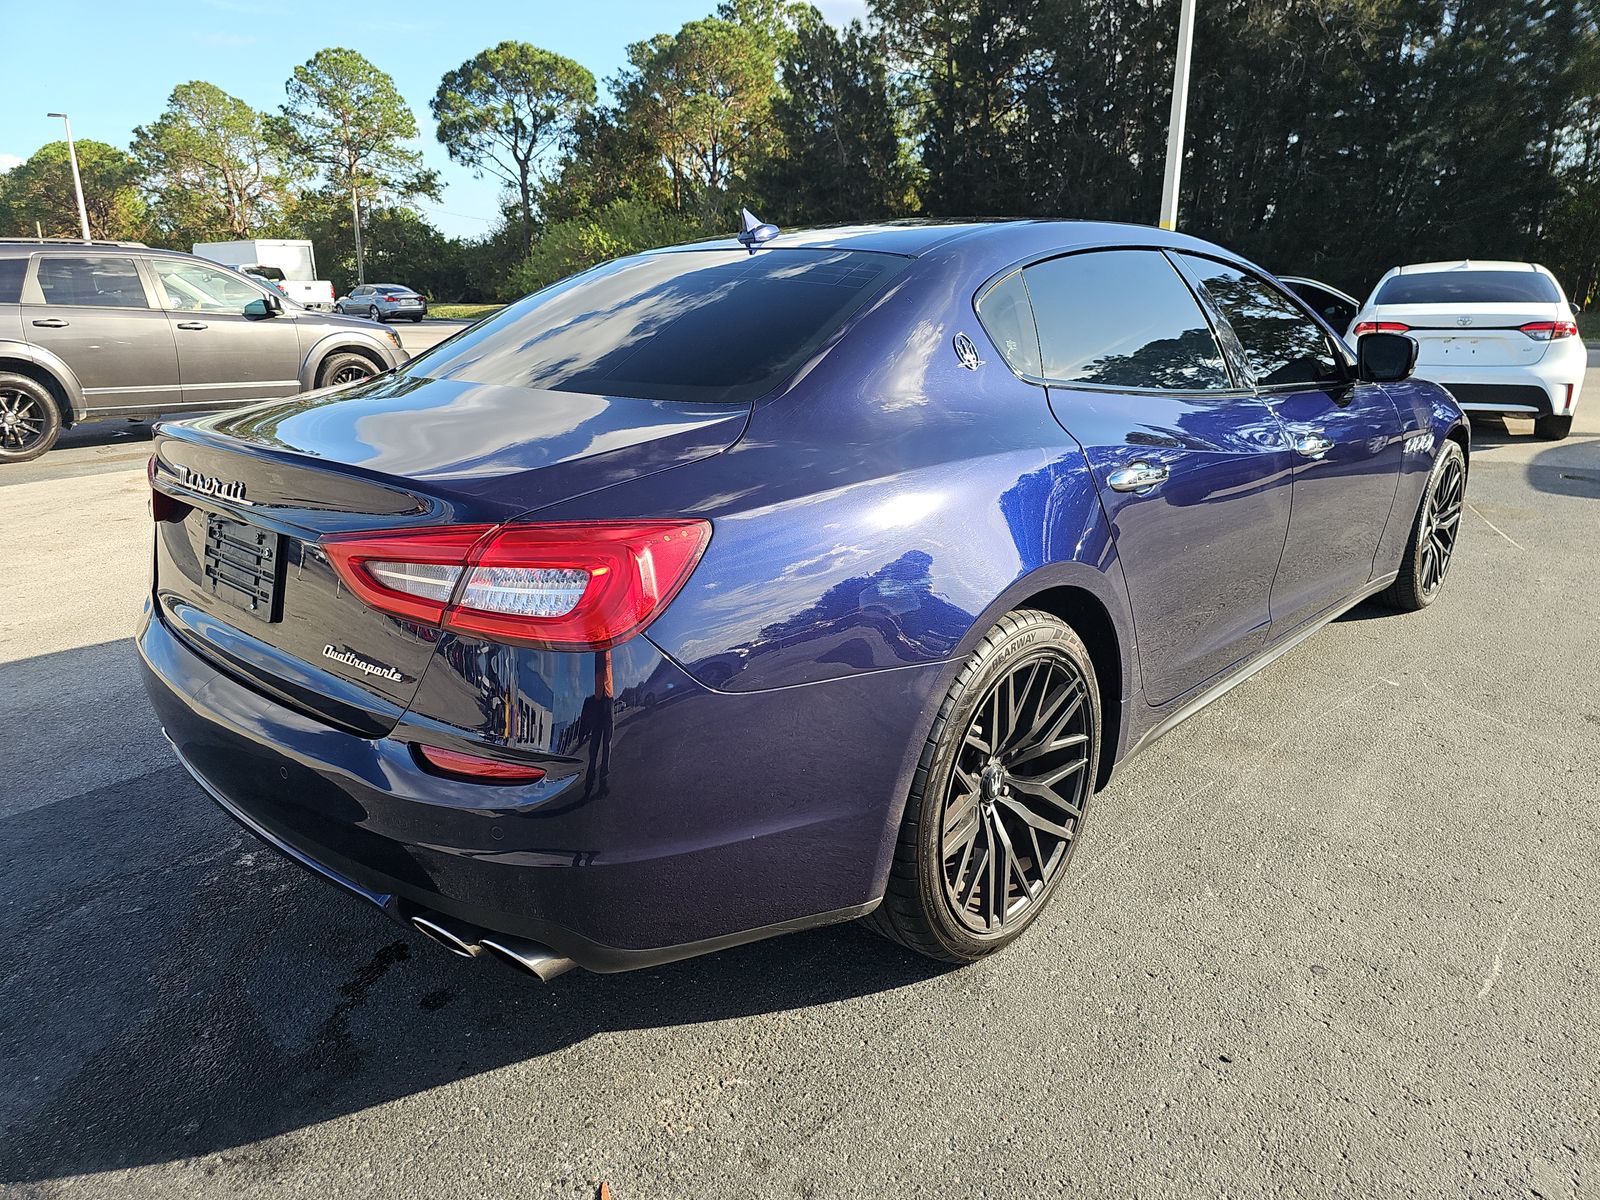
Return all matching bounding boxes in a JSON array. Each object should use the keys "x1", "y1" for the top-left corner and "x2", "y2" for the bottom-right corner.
[
  {"x1": 31, "y1": 318, "x2": 69, "y2": 328},
  {"x1": 1293, "y1": 433, "x2": 1335, "y2": 459},
  {"x1": 1107, "y1": 462, "x2": 1170, "y2": 493},
  {"x1": 176, "y1": 321, "x2": 209, "y2": 331}
]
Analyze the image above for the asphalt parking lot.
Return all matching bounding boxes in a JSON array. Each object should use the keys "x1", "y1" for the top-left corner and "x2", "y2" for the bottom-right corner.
[{"x1": 2, "y1": 365, "x2": 1597, "y2": 1199}]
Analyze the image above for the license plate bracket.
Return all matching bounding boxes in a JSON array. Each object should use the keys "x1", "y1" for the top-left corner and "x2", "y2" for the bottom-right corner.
[{"x1": 203, "y1": 513, "x2": 285, "y2": 622}]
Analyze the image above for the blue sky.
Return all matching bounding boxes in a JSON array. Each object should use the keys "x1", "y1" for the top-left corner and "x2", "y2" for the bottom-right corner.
[{"x1": 0, "y1": 0, "x2": 869, "y2": 239}]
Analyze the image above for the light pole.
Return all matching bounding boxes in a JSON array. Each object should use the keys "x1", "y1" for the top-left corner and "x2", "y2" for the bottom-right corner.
[
  {"x1": 46, "y1": 112, "x2": 93, "y2": 243},
  {"x1": 1158, "y1": 0, "x2": 1198, "y2": 232}
]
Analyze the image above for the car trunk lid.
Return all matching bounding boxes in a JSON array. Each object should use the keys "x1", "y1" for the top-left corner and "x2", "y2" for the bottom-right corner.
[
  {"x1": 1374, "y1": 303, "x2": 1556, "y2": 368},
  {"x1": 149, "y1": 373, "x2": 749, "y2": 734}
]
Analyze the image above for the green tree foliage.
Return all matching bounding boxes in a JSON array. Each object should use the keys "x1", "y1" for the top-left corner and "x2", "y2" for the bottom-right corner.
[
  {"x1": 614, "y1": 17, "x2": 780, "y2": 216},
  {"x1": 432, "y1": 42, "x2": 596, "y2": 251},
  {"x1": 505, "y1": 197, "x2": 702, "y2": 296},
  {"x1": 133, "y1": 81, "x2": 298, "y2": 246},
  {"x1": 752, "y1": 7, "x2": 917, "y2": 221},
  {"x1": 0, "y1": 140, "x2": 148, "y2": 240},
  {"x1": 279, "y1": 189, "x2": 487, "y2": 300},
  {"x1": 278, "y1": 47, "x2": 439, "y2": 279}
]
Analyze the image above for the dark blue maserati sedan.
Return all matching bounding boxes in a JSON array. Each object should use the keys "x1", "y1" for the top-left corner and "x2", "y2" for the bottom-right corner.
[{"x1": 140, "y1": 219, "x2": 1469, "y2": 979}]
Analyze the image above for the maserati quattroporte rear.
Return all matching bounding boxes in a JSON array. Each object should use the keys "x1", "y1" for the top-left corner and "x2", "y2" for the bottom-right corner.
[{"x1": 141, "y1": 220, "x2": 1469, "y2": 978}]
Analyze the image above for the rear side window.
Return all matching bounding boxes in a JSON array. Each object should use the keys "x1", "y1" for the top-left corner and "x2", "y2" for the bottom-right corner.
[
  {"x1": 1375, "y1": 270, "x2": 1559, "y2": 305},
  {"x1": 975, "y1": 271, "x2": 1041, "y2": 377},
  {"x1": 35, "y1": 256, "x2": 148, "y2": 308},
  {"x1": 1023, "y1": 249, "x2": 1230, "y2": 390},
  {"x1": 407, "y1": 249, "x2": 908, "y2": 404},
  {"x1": 0, "y1": 258, "x2": 25, "y2": 304},
  {"x1": 1178, "y1": 255, "x2": 1341, "y2": 388}
]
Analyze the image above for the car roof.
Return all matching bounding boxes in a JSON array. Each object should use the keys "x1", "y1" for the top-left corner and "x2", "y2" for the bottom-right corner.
[
  {"x1": 658, "y1": 218, "x2": 1249, "y2": 266},
  {"x1": 1390, "y1": 260, "x2": 1550, "y2": 276},
  {"x1": 0, "y1": 240, "x2": 222, "y2": 261}
]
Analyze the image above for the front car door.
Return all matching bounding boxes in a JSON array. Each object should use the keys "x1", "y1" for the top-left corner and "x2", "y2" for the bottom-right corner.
[
  {"x1": 20, "y1": 254, "x2": 181, "y2": 416},
  {"x1": 1175, "y1": 255, "x2": 1405, "y2": 635},
  {"x1": 1024, "y1": 248, "x2": 1296, "y2": 707},
  {"x1": 150, "y1": 258, "x2": 304, "y2": 405}
]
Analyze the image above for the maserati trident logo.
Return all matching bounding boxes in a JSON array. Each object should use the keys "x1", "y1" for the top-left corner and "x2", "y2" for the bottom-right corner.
[
  {"x1": 177, "y1": 465, "x2": 247, "y2": 502},
  {"x1": 952, "y1": 332, "x2": 984, "y2": 370},
  {"x1": 324, "y1": 645, "x2": 404, "y2": 682}
]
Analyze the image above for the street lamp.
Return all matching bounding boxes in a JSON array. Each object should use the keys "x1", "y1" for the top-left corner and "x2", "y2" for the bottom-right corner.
[
  {"x1": 1158, "y1": 0, "x2": 1198, "y2": 231},
  {"x1": 46, "y1": 112, "x2": 93, "y2": 243}
]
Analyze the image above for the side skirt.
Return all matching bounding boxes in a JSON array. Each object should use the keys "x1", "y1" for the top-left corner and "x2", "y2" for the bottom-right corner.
[{"x1": 1120, "y1": 572, "x2": 1400, "y2": 765}]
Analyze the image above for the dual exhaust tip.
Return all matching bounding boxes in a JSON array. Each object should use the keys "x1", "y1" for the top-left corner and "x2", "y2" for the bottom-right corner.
[{"x1": 411, "y1": 913, "x2": 576, "y2": 982}]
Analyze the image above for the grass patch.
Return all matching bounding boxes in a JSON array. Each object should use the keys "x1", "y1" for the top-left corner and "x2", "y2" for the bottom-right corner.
[{"x1": 427, "y1": 303, "x2": 504, "y2": 321}]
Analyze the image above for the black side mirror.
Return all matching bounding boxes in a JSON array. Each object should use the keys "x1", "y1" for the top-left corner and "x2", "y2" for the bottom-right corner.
[
  {"x1": 243, "y1": 295, "x2": 282, "y2": 319},
  {"x1": 1356, "y1": 331, "x2": 1418, "y2": 383}
]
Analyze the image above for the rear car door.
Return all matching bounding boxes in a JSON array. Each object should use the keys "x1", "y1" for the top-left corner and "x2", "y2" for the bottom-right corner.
[
  {"x1": 1176, "y1": 255, "x2": 1405, "y2": 634},
  {"x1": 20, "y1": 253, "x2": 181, "y2": 415},
  {"x1": 151, "y1": 258, "x2": 304, "y2": 405},
  {"x1": 1024, "y1": 248, "x2": 1295, "y2": 707}
]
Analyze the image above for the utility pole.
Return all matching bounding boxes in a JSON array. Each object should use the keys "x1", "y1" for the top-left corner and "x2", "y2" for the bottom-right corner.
[
  {"x1": 46, "y1": 112, "x2": 93, "y2": 243},
  {"x1": 1158, "y1": 0, "x2": 1198, "y2": 232},
  {"x1": 351, "y1": 184, "x2": 366, "y2": 284}
]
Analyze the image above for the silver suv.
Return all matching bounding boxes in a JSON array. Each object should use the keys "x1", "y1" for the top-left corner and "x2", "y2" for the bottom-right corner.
[{"x1": 0, "y1": 240, "x2": 409, "y2": 462}]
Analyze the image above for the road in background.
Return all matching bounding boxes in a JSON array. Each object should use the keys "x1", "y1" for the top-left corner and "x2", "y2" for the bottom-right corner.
[{"x1": 2, "y1": 376, "x2": 1597, "y2": 1198}]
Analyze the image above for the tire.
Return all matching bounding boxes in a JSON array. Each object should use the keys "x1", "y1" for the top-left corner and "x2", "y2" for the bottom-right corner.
[
  {"x1": 864, "y1": 608, "x2": 1100, "y2": 963},
  {"x1": 410, "y1": 316, "x2": 424, "y2": 323},
  {"x1": 0, "y1": 372, "x2": 63, "y2": 463},
  {"x1": 367, "y1": 305, "x2": 382, "y2": 322},
  {"x1": 1534, "y1": 413, "x2": 1573, "y2": 441},
  {"x1": 1380, "y1": 439, "x2": 1466, "y2": 612},
  {"x1": 317, "y1": 352, "x2": 378, "y2": 390}
]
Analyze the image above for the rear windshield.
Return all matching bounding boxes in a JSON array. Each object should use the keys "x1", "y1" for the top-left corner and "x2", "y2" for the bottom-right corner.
[
  {"x1": 403, "y1": 248, "x2": 908, "y2": 403},
  {"x1": 1376, "y1": 270, "x2": 1559, "y2": 305},
  {"x1": 376, "y1": 285, "x2": 409, "y2": 294}
]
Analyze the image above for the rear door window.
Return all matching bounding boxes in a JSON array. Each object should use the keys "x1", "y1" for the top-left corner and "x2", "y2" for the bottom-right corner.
[
  {"x1": 406, "y1": 248, "x2": 908, "y2": 404},
  {"x1": 1023, "y1": 249, "x2": 1231, "y2": 390},
  {"x1": 1177, "y1": 256, "x2": 1342, "y2": 388},
  {"x1": 975, "y1": 270, "x2": 1041, "y2": 377},
  {"x1": 0, "y1": 257, "x2": 25, "y2": 304},
  {"x1": 34, "y1": 256, "x2": 149, "y2": 308},
  {"x1": 1375, "y1": 271, "x2": 1559, "y2": 305}
]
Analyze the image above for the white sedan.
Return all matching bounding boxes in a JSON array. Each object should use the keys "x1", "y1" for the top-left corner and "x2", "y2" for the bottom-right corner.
[{"x1": 1349, "y1": 260, "x2": 1584, "y2": 440}]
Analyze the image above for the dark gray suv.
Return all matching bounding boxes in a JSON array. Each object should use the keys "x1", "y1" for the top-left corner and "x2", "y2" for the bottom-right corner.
[{"x1": 0, "y1": 240, "x2": 409, "y2": 462}]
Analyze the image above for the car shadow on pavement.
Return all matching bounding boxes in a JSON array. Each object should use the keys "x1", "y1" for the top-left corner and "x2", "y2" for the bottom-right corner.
[{"x1": 0, "y1": 649, "x2": 951, "y2": 1184}]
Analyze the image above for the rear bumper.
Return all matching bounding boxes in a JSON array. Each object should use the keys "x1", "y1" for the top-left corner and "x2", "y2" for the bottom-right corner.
[
  {"x1": 1424, "y1": 341, "x2": 1585, "y2": 416},
  {"x1": 138, "y1": 603, "x2": 942, "y2": 971}
]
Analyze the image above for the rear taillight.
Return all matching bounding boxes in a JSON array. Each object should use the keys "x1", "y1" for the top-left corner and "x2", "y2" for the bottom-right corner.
[
  {"x1": 324, "y1": 520, "x2": 712, "y2": 650},
  {"x1": 148, "y1": 455, "x2": 189, "y2": 523},
  {"x1": 383, "y1": 295, "x2": 398, "y2": 303},
  {"x1": 1518, "y1": 320, "x2": 1578, "y2": 341},
  {"x1": 1352, "y1": 321, "x2": 1411, "y2": 337},
  {"x1": 414, "y1": 744, "x2": 546, "y2": 784}
]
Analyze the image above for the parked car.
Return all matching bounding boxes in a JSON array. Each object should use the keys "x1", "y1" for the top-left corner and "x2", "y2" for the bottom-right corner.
[
  {"x1": 141, "y1": 219, "x2": 1468, "y2": 981},
  {"x1": 335, "y1": 284, "x2": 428, "y2": 323},
  {"x1": 1280, "y1": 276, "x2": 1362, "y2": 338},
  {"x1": 0, "y1": 240, "x2": 408, "y2": 462},
  {"x1": 1348, "y1": 260, "x2": 1583, "y2": 440}
]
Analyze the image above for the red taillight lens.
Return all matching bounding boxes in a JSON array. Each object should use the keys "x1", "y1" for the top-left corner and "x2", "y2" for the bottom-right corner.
[
  {"x1": 323, "y1": 525, "x2": 495, "y2": 624},
  {"x1": 323, "y1": 520, "x2": 712, "y2": 650},
  {"x1": 414, "y1": 744, "x2": 546, "y2": 784},
  {"x1": 383, "y1": 295, "x2": 398, "y2": 303},
  {"x1": 148, "y1": 455, "x2": 189, "y2": 523},
  {"x1": 1352, "y1": 321, "x2": 1411, "y2": 337},
  {"x1": 1518, "y1": 320, "x2": 1577, "y2": 341}
]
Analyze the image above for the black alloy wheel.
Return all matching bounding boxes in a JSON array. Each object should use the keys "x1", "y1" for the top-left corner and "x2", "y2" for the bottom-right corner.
[
  {"x1": 317, "y1": 352, "x2": 380, "y2": 390},
  {"x1": 1382, "y1": 439, "x2": 1467, "y2": 611},
  {"x1": 0, "y1": 374, "x2": 62, "y2": 462},
  {"x1": 865, "y1": 608, "x2": 1101, "y2": 963},
  {"x1": 940, "y1": 651, "x2": 1092, "y2": 934}
]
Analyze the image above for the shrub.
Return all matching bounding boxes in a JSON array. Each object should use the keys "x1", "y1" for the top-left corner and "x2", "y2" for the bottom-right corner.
[{"x1": 504, "y1": 199, "x2": 703, "y2": 298}]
